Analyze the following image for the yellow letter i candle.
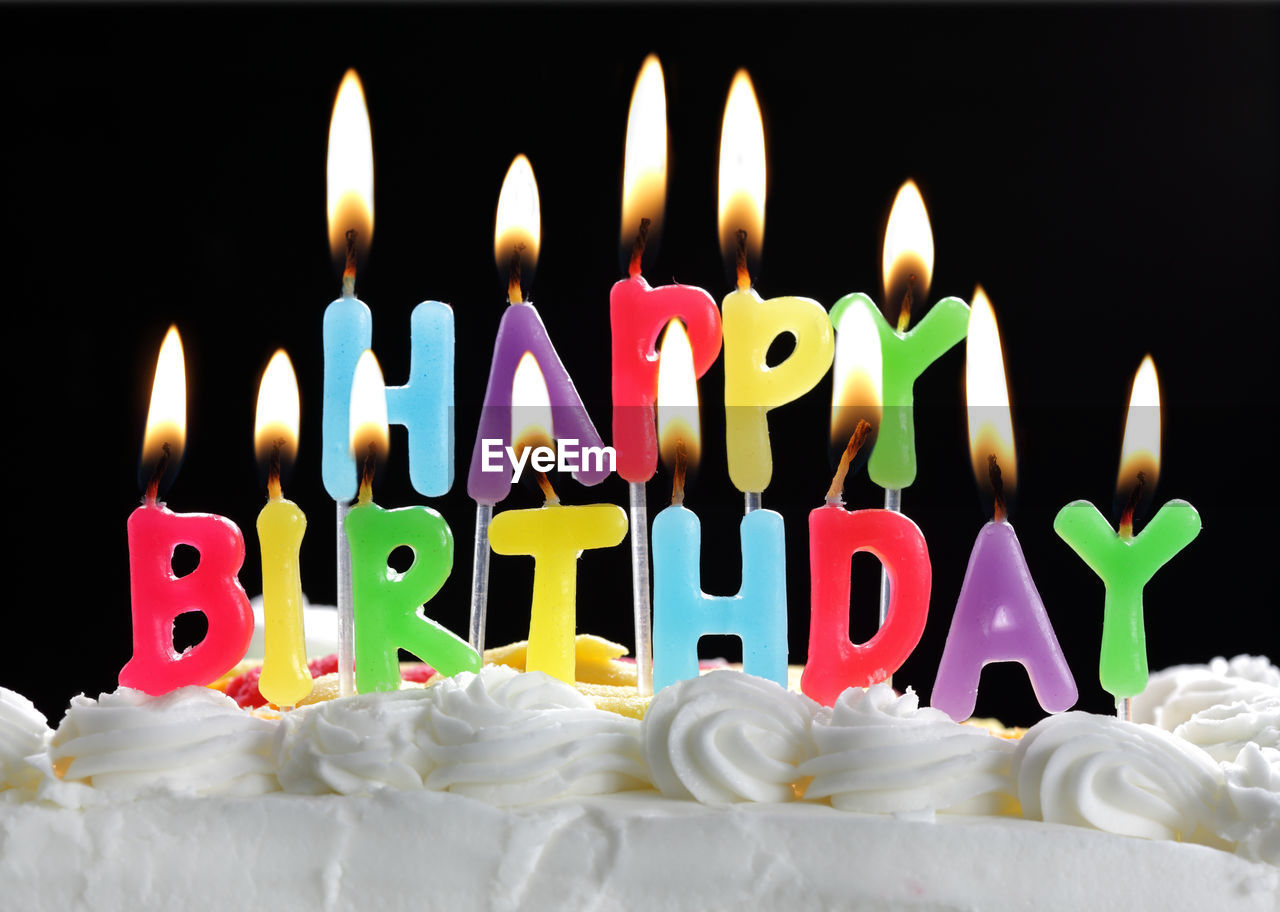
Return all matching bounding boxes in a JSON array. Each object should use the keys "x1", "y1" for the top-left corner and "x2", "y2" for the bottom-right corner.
[{"x1": 254, "y1": 350, "x2": 311, "y2": 709}]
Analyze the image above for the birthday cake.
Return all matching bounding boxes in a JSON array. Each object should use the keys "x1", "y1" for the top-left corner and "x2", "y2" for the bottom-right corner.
[{"x1": 1, "y1": 645, "x2": 1278, "y2": 912}]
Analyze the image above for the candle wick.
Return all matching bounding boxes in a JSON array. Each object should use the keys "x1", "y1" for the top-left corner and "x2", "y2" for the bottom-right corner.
[
  {"x1": 356, "y1": 442, "x2": 377, "y2": 505},
  {"x1": 826, "y1": 419, "x2": 873, "y2": 503},
  {"x1": 896, "y1": 273, "x2": 915, "y2": 333},
  {"x1": 672, "y1": 438, "x2": 688, "y2": 506},
  {"x1": 507, "y1": 242, "x2": 526, "y2": 304},
  {"x1": 629, "y1": 217, "x2": 650, "y2": 279},
  {"x1": 343, "y1": 229, "x2": 358, "y2": 299},
  {"x1": 988, "y1": 453, "x2": 1007, "y2": 523},
  {"x1": 1118, "y1": 470, "x2": 1145, "y2": 540},
  {"x1": 145, "y1": 442, "x2": 170, "y2": 505},
  {"x1": 267, "y1": 440, "x2": 283, "y2": 501},
  {"x1": 536, "y1": 470, "x2": 559, "y2": 505},
  {"x1": 735, "y1": 228, "x2": 751, "y2": 292}
]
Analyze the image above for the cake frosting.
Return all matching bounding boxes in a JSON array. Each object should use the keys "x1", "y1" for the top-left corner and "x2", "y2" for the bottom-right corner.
[{"x1": 1, "y1": 656, "x2": 1278, "y2": 911}]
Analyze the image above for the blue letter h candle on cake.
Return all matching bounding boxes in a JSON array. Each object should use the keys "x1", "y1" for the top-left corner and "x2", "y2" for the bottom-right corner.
[{"x1": 652, "y1": 507, "x2": 788, "y2": 691}]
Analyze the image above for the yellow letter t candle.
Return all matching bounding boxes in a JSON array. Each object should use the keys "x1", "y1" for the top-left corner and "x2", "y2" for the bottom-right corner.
[{"x1": 489, "y1": 501, "x2": 629, "y2": 684}]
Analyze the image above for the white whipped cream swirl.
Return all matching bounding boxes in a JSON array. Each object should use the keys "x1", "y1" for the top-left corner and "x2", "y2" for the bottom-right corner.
[
  {"x1": 800, "y1": 685, "x2": 1015, "y2": 815},
  {"x1": 418, "y1": 666, "x2": 647, "y2": 805},
  {"x1": 0, "y1": 686, "x2": 51, "y2": 797},
  {"x1": 1013, "y1": 711, "x2": 1225, "y2": 843},
  {"x1": 643, "y1": 671, "x2": 817, "y2": 805},
  {"x1": 47, "y1": 686, "x2": 279, "y2": 798},
  {"x1": 280, "y1": 665, "x2": 647, "y2": 806},
  {"x1": 1172, "y1": 691, "x2": 1280, "y2": 763},
  {"x1": 1217, "y1": 743, "x2": 1280, "y2": 865},
  {"x1": 1133, "y1": 654, "x2": 1280, "y2": 727},
  {"x1": 278, "y1": 687, "x2": 436, "y2": 794}
]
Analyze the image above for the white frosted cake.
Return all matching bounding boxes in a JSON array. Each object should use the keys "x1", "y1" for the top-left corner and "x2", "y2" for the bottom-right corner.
[{"x1": 2, "y1": 650, "x2": 1277, "y2": 911}]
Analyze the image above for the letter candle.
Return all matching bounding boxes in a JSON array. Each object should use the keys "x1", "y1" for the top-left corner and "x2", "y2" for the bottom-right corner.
[
  {"x1": 487, "y1": 355, "x2": 628, "y2": 683},
  {"x1": 1054, "y1": 356, "x2": 1201, "y2": 720},
  {"x1": 800, "y1": 305, "x2": 932, "y2": 707},
  {"x1": 468, "y1": 155, "x2": 610, "y2": 654},
  {"x1": 930, "y1": 289, "x2": 1076, "y2": 722},
  {"x1": 344, "y1": 352, "x2": 480, "y2": 693},
  {"x1": 716, "y1": 70, "x2": 834, "y2": 513},
  {"x1": 121, "y1": 327, "x2": 254, "y2": 696},
  {"x1": 652, "y1": 321, "x2": 789, "y2": 691},
  {"x1": 611, "y1": 56, "x2": 722, "y2": 695},
  {"x1": 321, "y1": 70, "x2": 456, "y2": 696},
  {"x1": 828, "y1": 182, "x2": 969, "y2": 632},
  {"x1": 254, "y1": 351, "x2": 311, "y2": 709}
]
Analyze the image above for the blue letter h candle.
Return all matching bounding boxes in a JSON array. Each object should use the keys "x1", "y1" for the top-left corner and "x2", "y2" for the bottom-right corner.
[
  {"x1": 323, "y1": 296, "x2": 455, "y2": 500},
  {"x1": 652, "y1": 506, "x2": 788, "y2": 692}
]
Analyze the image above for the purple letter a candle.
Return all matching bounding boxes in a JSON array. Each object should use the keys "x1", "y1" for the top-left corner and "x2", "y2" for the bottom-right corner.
[
  {"x1": 931, "y1": 521, "x2": 1077, "y2": 721},
  {"x1": 467, "y1": 302, "x2": 610, "y2": 505}
]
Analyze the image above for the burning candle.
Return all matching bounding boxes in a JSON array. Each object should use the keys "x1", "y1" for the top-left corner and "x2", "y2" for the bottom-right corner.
[
  {"x1": 827, "y1": 181, "x2": 971, "y2": 493},
  {"x1": 322, "y1": 71, "x2": 456, "y2": 694},
  {"x1": 467, "y1": 155, "x2": 611, "y2": 655},
  {"x1": 651, "y1": 320, "x2": 788, "y2": 691},
  {"x1": 321, "y1": 69, "x2": 455, "y2": 502},
  {"x1": 717, "y1": 70, "x2": 834, "y2": 511},
  {"x1": 611, "y1": 55, "x2": 723, "y2": 696},
  {"x1": 800, "y1": 304, "x2": 932, "y2": 707},
  {"x1": 1054, "y1": 356, "x2": 1201, "y2": 715},
  {"x1": 120, "y1": 327, "x2": 254, "y2": 696},
  {"x1": 487, "y1": 355, "x2": 628, "y2": 684},
  {"x1": 930, "y1": 288, "x2": 1076, "y2": 722},
  {"x1": 344, "y1": 352, "x2": 480, "y2": 694},
  {"x1": 254, "y1": 350, "x2": 312, "y2": 709}
]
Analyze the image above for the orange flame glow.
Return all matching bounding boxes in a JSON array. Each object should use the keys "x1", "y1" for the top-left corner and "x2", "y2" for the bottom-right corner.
[
  {"x1": 657, "y1": 319, "x2": 701, "y2": 470},
  {"x1": 254, "y1": 350, "x2": 300, "y2": 474},
  {"x1": 717, "y1": 70, "x2": 765, "y2": 287},
  {"x1": 326, "y1": 70, "x2": 374, "y2": 267},
  {"x1": 965, "y1": 287, "x2": 1017, "y2": 510},
  {"x1": 621, "y1": 54, "x2": 667, "y2": 273},
  {"x1": 882, "y1": 180, "x2": 934, "y2": 330},
  {"x1": 140, "y1": 325, "x2": 186, "y2": 496},
  {"x1": 494, "y1": 155, "x2": 541, "y2": 303}
]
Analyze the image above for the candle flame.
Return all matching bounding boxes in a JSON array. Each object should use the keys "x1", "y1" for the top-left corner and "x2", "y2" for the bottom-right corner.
[
  {"x1": 621, "y1": 54, "x2": 667, "y2": 275},
  {"x1": 494, "y1": 155, "x2": 541, "y2": 303},
  {"x1": 326, "y1": 69, "x2": 374, "y2": 269},
  {"x1": 511, "y1": 351, "x2": 555, "y2": 456},
  {"x1": 882, "y1": 180, "x2": 934, "y2": 330},
  {"x1": 657, "y1": 319, "x2": 701, "y2": 471},
  {"x1": 349, "y1": 350, "x2": 389, "y2": 494},
  {"x1": 140, "y1": 325, "x2": 186, "y2": 497},
  {"x1": 1116, "y1": 354, "x2": 1161, "y2": 531},
  {"x1": 254, "y1": 350, "x2": 300, "y2": 496},
  {"x1": 830, "y1": 302, "x2": 883, "y2": 453},
  {"x1": 717, "y1": 70, "x2": 765, "y2": 288},
  {"x1": 966, "y1": 287, "x2": 1016, "y2": 517}
]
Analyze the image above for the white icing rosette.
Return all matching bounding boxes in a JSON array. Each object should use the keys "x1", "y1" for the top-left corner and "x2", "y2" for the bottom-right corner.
[
  {"x1": 417, "y1": 665, "x2": 647, "y2": 806},
  {"x1": 1133, "y1": 654, "x2": 1280, "y2": 727},
  {"x1": 799, "y1": 684, "x2": 1015, "y2": 815},
  {"x1": 0, "y1": 686, "x2": 52, "y2": 798},
  {"x1": 1216, "y1": 743, "x2": 1280, "y2": 866},
  {"x1": 643, "y1": 670, "x2": 817, "y2": 805},
  {"x1": 278, "y1": 687, "x2": 435, "y2": 795},
  {"x1": 1173, "y1": 691, "x2": 1280, "y2": 764},
  {"x1": 47, "y1": 686, "x2": 279, "y2": 798},
  {"x1": 1013, "y1": 711, "x2": 1225, "y2": 843}
]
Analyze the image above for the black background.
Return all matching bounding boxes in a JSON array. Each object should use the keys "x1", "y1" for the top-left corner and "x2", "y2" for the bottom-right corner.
[{"x1": 5, "y1": 2, "x2": 1276, "y2": 726}]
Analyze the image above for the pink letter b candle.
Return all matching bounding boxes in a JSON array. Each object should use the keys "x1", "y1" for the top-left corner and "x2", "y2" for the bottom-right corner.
[{"x1": 122, "y1": 326, "x2": 253, "y2": 696}]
